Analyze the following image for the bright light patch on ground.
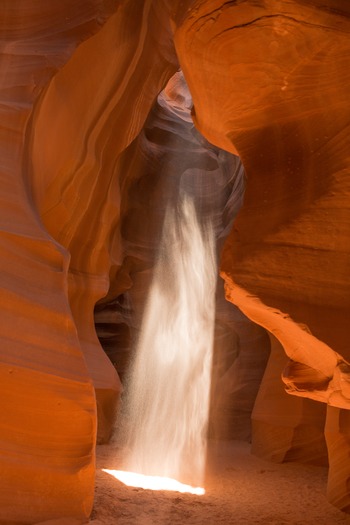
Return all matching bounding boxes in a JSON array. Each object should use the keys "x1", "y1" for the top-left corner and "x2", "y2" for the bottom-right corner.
[{"x1": 102, "y1": 469, "x2": 205, "y2": 496}]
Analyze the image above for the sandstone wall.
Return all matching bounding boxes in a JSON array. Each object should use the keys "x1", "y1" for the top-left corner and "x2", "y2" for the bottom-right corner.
[
  {"x1": 173, "y1": 0, "x2": 350, "y2": 510},
  {"x1": 0, "y1": 0, "x2": 178, "y2": 522},
  {"x1": 1, "y1": 0, "x2": 350, "y2": 521},
  {"x1": 175, "y1": 0, "x2": 350, "y2": 403},
  {"x1": 0, "y1": 1, "x2": 114, "y2": 521}
]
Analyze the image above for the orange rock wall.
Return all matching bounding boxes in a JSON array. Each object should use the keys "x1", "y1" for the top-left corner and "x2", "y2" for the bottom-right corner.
[
  {"x1": 173, "y1": 0, "x2": 350, "y2": 511},
  {"x1": 29, "y1": 0, "x2": 179, "y2": 443},
  {"x1": 1, "y1": 0, "x2": 350, "y2": 521},
  {"x1": 0, "y1": 0, "x2": 178, "y2": 522},
  {"x1": 252, "y1": 334, "x2": 328, "y2": 466},
  {"x1": 0, "y1": 1, "x2": 113, "y2": 521},
  {"x1": 174, "y1": 0, "x2": 350, "y2": 404},
  {"x1": 326, "y1": 406, "x2": 350, "y2": 512}
]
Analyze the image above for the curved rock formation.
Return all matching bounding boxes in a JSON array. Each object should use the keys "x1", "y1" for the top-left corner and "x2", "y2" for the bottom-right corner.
[
  {"x1": 325, "y1": 406, "x2": 350, "y2": 513},
  {"x1": 0, "y1": 1, "x2": 113, "y2": 522},
  {"x1": 29, "y1": 0, "x2": 180, "y2": 443},
  {"x1": 175, "y1": 0, "x2": 350, "y2": 404},
  {"x1": 173, "y1": 0, "x2": 350, "y2": 510},
  {"x1": 252, "y1": 334, "x2": 328, "y2": 466},
  {"x1": 0, "y1": 0, "x2": 178, "y2": 522},
  {"x1": 1, "y1": 0, "x2": 350, "y2": 521}
]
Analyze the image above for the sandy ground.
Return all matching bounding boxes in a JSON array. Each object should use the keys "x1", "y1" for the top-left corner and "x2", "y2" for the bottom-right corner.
[{"x1": 90, "y1": 440, "x2": 350, "y2": 525}]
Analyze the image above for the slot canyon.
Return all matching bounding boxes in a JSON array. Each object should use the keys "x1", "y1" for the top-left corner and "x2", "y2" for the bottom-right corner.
[{"x1": 0, "y1": 1, "x2": 349, "y2": 524}]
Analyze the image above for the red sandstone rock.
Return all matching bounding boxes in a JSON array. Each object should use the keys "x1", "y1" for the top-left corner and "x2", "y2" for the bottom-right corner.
[
  {"x1": 175, "y1": 0, "x2": 350, "y2": 389},
  {"x1": 174, "y1": 0, "x2": 350, "y2": 511},
  {"x1": 30, "y1": 0, "x2": 179, "y2": 443},
  {"x1": 325, "y1": 406, "x2": 350, "y2": 512},
  {"x1": 0, "y1": 0, "x2": 177, "y2": 522},
  {"x1": 252, "y1": 334, "x2": 328, "y2": 466},
  {"x1": 0, "y1": 1, "x2": 113, "y2": 521},
  {"x1": 1, "y1": 0, "x2": 350, "y2": 521}
]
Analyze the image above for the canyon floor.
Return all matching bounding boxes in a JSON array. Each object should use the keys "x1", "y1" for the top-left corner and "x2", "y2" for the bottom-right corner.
[{"x1": 90, "y1": 440, "x2": 350, "y2": 525}]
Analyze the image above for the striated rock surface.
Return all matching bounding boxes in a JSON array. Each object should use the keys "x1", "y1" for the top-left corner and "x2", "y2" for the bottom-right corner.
[
  {"x1": 325, "y1": 406, "x2": 350, "y2": 512},
  {"x1": 30, "y1": 0, "x2": 179, "y2": 444},
  {"x1": 175, "y1": 0, "x2": 350, "y2": 407},
  {"x1": 1, "y1": 0, "x2": 350, "y2": 520},
  {"x1": 210, "y1": 280, "x2": 270, "y2": 440},
  {"x1": 0, "y1": 1, "x2": 114, "y2": 522},
  {"x1": 252, "y1": 334, "x2": 328, "y2": 466},
  {"x1": 0, "y1": 0, "x2": 178, "y2": 522},
  {"x1": 173, "y1": 0, "x2": 350, "y2": 511}
]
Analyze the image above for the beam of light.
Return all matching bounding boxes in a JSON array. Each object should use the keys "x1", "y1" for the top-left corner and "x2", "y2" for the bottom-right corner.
[
  {"x1": 102, "y1": 469, "x2": 205, "y2": 495},
  {"x1": 117, "y1": 194, "x2": 217, "y2": 492}
]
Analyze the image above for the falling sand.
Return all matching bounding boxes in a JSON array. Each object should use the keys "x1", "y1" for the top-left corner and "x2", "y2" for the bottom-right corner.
[{"x1": 113, "y1": 195, "x2": 216, "y2": 493}]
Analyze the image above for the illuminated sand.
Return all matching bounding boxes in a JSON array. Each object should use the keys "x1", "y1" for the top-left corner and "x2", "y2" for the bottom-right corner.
[
  {"x1": 102, "y1": 469, "x2": 205, "y2": 495},
  {"x1": 92, "y1": 441, "x2": 350, "y2": 525},
  {"x1": 117, "y1": 195, "x2": 216, "y2": 491}
]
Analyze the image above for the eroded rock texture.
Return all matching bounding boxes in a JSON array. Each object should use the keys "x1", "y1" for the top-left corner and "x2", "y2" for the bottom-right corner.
[
  {"x1": 175, "y1": 0, "x2": 350, "y2": 401},
  {"x1": 29, "y1": 0, "x2": 180, "y2": 444},
  {"x1": 325, "y1": 406, "x2": 350, "y2": 513},
  {"x1": 0, "y1": 0, "x2": 178, "y2": 522},
  {"x1": 1, "y1": 0, "x2": 350, "y2": 522},
  {"x1": 252, "y1": 334, "x2": 328, "y2": 466},
  {"x1": 174, "y1": 0, "x2": 350, "y2": 510},
  {"x1": 0, "y1": 1, "x2": 112, "y2": 522}
]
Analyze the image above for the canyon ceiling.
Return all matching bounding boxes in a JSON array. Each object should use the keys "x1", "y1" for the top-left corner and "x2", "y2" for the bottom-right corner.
[{"x1": 0, "y1": 0, "x2": 349, "y2": 523}]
